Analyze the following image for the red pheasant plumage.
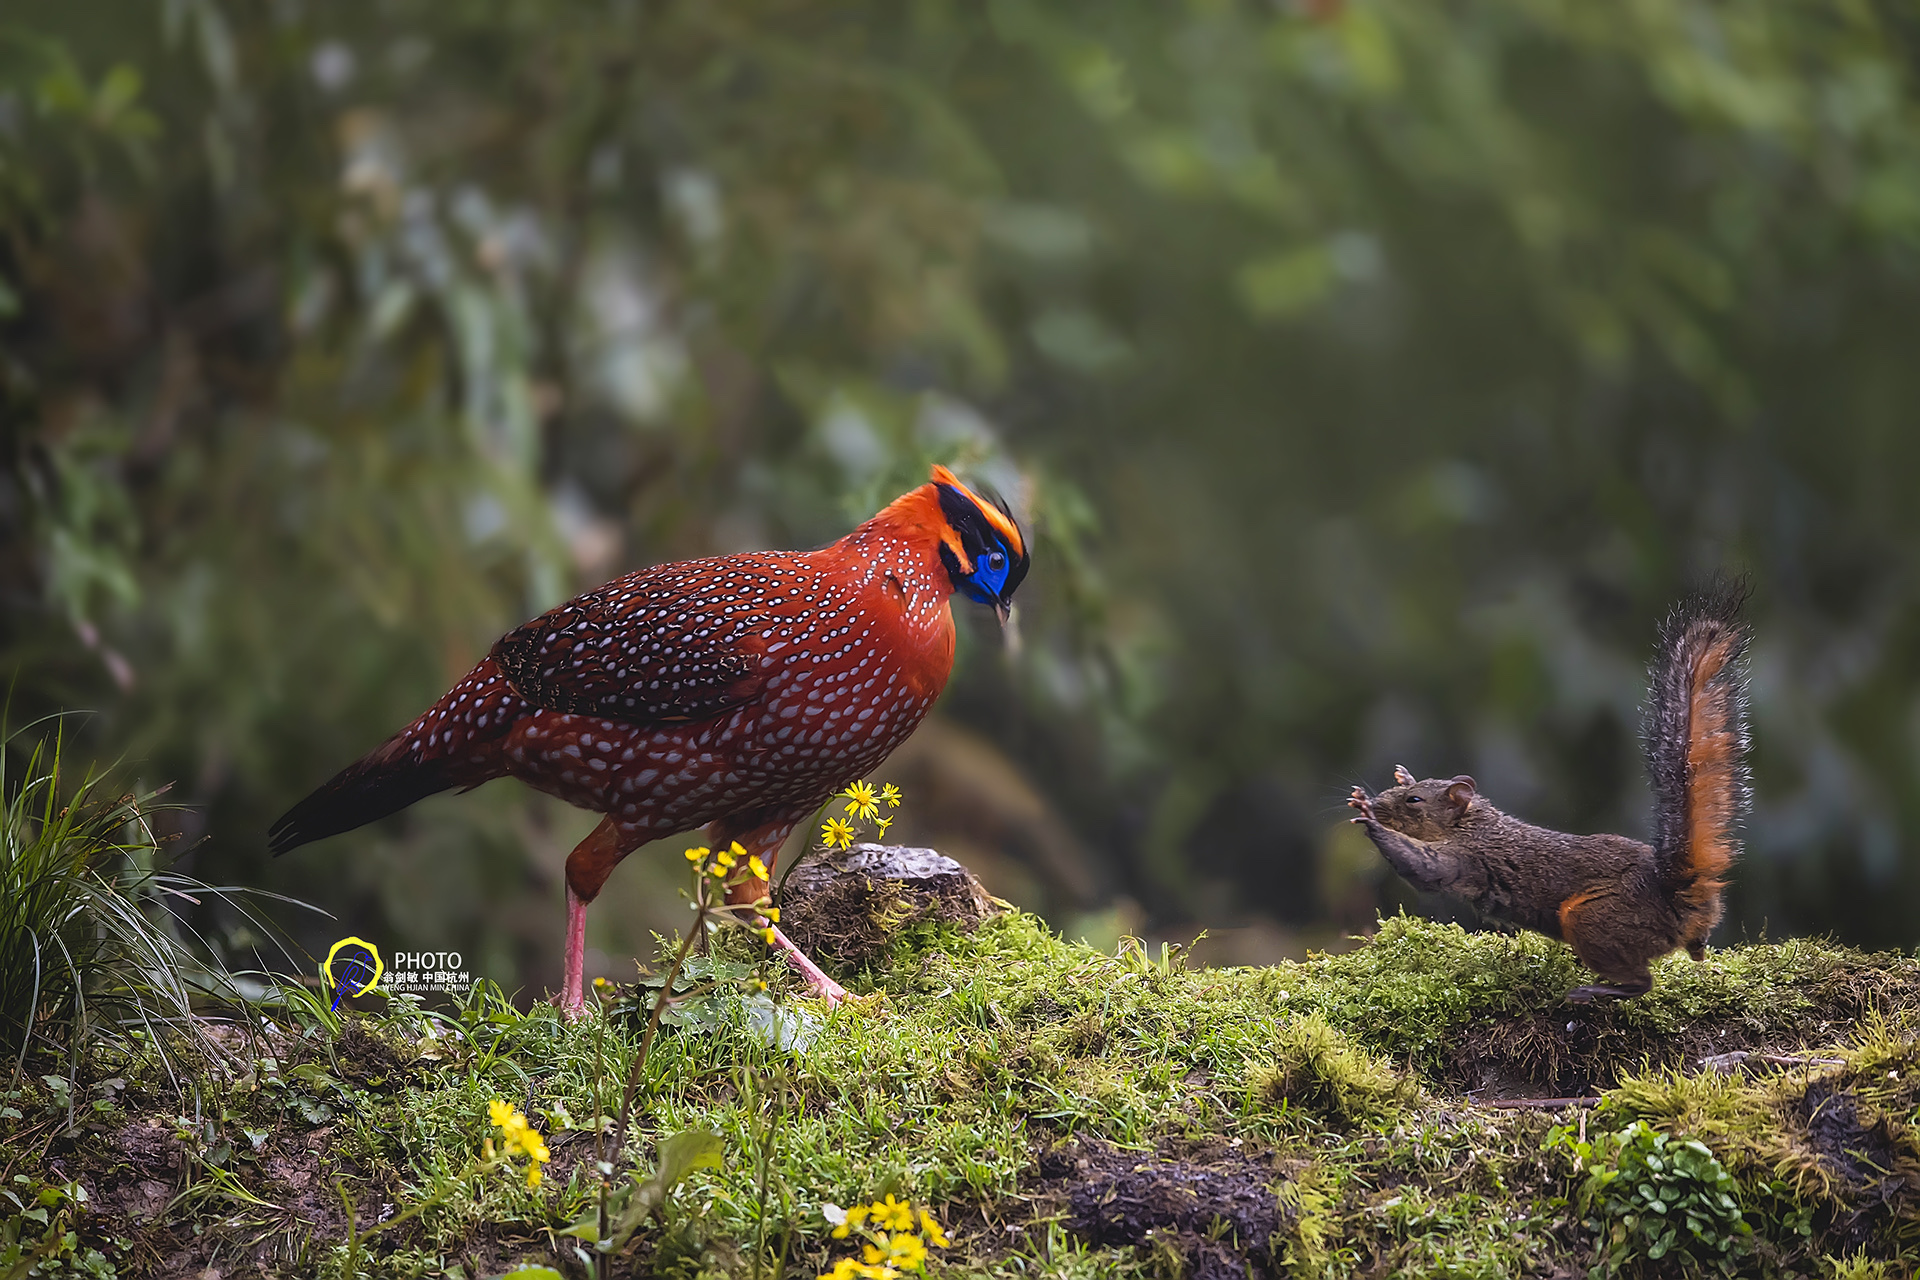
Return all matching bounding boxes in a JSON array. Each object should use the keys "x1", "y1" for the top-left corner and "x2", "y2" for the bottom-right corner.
[{"x1": 270, "y1": 466, "x2": 1029, "y2": 1012}]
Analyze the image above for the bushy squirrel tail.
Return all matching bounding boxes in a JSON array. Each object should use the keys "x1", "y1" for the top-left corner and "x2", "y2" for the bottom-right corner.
[{"x1": 1643, "y1": 580, "x2": 1752, "y2": 930}]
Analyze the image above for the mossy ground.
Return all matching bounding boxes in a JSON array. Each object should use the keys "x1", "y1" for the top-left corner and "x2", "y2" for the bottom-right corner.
[{"x1": 4, "y1": 913, "x2": 1918, "y2": 1278}]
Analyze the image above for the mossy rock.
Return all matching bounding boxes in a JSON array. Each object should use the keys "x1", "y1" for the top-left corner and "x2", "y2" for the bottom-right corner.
[{"x1": 778, "y1": 842, "x2": 998, "y2": 967}]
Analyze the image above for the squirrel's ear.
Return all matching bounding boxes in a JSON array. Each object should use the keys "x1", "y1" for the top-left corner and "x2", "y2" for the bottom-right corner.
[
  {"x1": 1393, "y1": 764, "x2": 1417, "y2": 787},
  {"x1": 1445, "y1": 778, "x2": 1476, "y2": 810}
]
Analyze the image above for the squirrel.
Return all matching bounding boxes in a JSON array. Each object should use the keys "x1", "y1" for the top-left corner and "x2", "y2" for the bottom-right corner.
[{"x1": 1345, "y1": 586, "x2": 1751, "y2": 1003}]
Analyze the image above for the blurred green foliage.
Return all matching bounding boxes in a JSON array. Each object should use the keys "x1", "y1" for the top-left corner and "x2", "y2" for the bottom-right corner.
[{"x1": 4, "y1": 0, "x2": 1920, "y2": 987}]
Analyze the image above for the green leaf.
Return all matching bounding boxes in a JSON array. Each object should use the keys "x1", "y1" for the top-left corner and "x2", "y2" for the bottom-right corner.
[
  {"x1": 603, "y1": 1128, "x2": 725, "y2": 1252},
  {"x1": 94, "y1": 65, "x2": 141, "y2": 118},
  {"x1": 286, "y1": 1063, "x2": 344, "y2": 1091},
  {"x1": 657, "y1": 1128, "x2": 725, "y2": 1182},
  {"x1": 1235, "y1": 246, "x2": 1335, "y2": 320}
]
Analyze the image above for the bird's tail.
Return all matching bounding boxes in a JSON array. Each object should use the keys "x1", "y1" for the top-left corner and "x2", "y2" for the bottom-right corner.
[
  {"x1": 267, "y1": 737, "x2": 454, "y2": 854},
  {"x1": 1643, "y1": 581, "x2": 1752, "y2": 927},
  {"x1": 269, "y1": 656, "x2": 524, "y2": 854}
]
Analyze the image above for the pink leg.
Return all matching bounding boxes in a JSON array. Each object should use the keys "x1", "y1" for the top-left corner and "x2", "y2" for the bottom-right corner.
[
  {"x1": 561, "y1": 885, "x2": 588, "y2": 1019},
  {"x1": 560, "y1": 816, "x2": 644, "y2": 1019},
  {"x1": 768, "y1": 924, "x2": 849, "y2": 1006}
]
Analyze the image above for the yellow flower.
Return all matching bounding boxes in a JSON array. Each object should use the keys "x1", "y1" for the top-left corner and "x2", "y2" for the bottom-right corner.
[
  {"x1": 821, "y1": 818, "x2": 856, "y2": 850},
  {"x1": 715, "y1": 847, "x2": 737, "y2": 869},
  {"x1": 874, "y1": 816, "x2": 893, "y2": 838},
  {"x1": 832, "y1": 1203, "x2": 870, "y2": 1239},
  {"x1": 919, "y1": 1210, "x2": 949, "y2": 1248},
  {"x1": 855, "y1": 1239, "x2": 914, "y2": 1277},
  {"x1": 884, "y1": 1232, "x2": 927, "y2": 1269},
  {"x1": 819, "y1": 1261, "x2": 896, "y2": 1280},
  {"x1": 488, "y1": 1099, "x2": 550, "y2": 1190},
  {"x1": 760, "y1": 928, "x2": 777, "y2": 945},
  {"x1": 500, "y1": 1115, "x2": 530, "y2": 1155},
  {"x1": 748, "y1": 855, "x2": 770, "y2": 880},
  {"x1": 684, "y1": 845, "x2": 709, "y2": 863},
  {"x1": 763, "y1": 906, "x2": 780, "y2": 922},
  {"x1": 871, "y1": 1195, "x2": 914, "y2": 1232},
  {"x1": 881, "y1": 783, "x2": 902, "y2": 808},
  {"x1": 842, "y1": 781, "x2": 881, "y2": 822}
]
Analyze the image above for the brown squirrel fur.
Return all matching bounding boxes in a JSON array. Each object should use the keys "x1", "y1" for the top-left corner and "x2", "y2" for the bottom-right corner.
[{"x1": 1347, "y1": 587, "x2": 1751, "y2": 1003}]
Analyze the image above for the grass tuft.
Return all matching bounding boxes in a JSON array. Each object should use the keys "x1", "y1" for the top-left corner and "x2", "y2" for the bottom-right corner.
[
  {"x1": 1249, "y1": 1012, "x2": 1416, "y2": 1128},
  {"x1": 0, "y1": 719, "x2": 288, "y2": 1095}
]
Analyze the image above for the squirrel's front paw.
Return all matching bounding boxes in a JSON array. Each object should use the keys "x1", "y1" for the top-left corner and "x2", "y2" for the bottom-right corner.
[{"x1": 1346, "y1": 786, "x2": 1376, "y2": 823}]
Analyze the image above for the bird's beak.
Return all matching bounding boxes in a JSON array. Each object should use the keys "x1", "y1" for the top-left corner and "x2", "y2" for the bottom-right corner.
[{"x1": 994, "y1": 599, "x2": 1013, "y2": 628}]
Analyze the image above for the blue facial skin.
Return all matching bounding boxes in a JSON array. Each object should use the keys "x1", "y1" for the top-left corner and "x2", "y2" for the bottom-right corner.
[{"x1": 962, "y1": 546, "x2": 1011, "y2": 604}]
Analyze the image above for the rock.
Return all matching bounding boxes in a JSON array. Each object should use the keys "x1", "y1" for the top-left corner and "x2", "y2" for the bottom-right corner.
[{"x1": 777, "y1": 843, "x2": 998, "y2": 967}]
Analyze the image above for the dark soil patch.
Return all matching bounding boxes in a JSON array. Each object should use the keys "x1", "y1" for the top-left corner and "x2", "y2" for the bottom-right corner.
[
  {"x1": 1445, "y1": 957, "x2": 1920, "y2": 1098},
  {"x1": 1793, "y1": 1080, "x2": 1918, "y2": 1252},
  {"x1": 1799, "y1": 1083, "x2": 1903, "y2": 1190},
  {"x1": 1032, "y1": 1136, "x2": 1291, "y2": 1280},
  {"x1": 43, "y1": 1113, "x2": 397, "y2": 1279},
  {"x1": 453, "y1": 1224, "x2": 574, "y2": 1280},
  {"x1": 82, "y1": 1117, "x2": 186, "y2": 1232},
  {"x1": 333, "y1": 1018, "x2": 424, "y2": 1091},
  {"x1": 1445, "y1": 1008, "x2": 1798, "y2": 1099},
  {"x1": 543, "y1": 1125, "x2": 603, "y2": 1186}
]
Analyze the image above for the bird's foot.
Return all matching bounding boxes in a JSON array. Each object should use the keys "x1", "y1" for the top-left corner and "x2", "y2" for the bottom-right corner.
[
  {"x1": 552, "y1": 974, "x2": 602, "y2": 1021},
  {"x1": 768, "y1": 925, "x2": 849, "y2": 1008},
  {"x1": 801, "y1": 971, "x2": 851, "y2": 1007}
]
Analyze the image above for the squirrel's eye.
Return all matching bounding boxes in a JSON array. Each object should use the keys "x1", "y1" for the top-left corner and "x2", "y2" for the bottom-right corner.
[{"x1": 1406, "y1": 795, "x2": 1423, "y2": 805}]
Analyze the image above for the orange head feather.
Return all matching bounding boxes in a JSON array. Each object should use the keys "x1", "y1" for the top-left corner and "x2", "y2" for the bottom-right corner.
[{"x1": 927, "y1": 465, "x2": 1030, "y2": 623}]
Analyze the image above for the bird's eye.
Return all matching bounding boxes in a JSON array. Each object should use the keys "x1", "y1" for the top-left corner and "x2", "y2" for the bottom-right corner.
[{"x1": 989, "y1": 552, "x2": 1005, "y2": 570}]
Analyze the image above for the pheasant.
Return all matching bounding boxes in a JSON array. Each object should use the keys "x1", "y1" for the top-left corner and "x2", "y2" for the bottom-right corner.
[{"x1": 268, "y1": 466, "x2": 1029, "y2": 1014}]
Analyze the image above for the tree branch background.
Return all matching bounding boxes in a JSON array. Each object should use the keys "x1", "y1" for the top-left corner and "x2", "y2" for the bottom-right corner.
[{"x1": 5, "y1": 0, "x2": 1918, "y2": 990}]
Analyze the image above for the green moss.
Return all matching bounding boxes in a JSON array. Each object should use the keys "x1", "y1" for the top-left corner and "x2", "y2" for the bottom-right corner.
[
  {"x1": 1603, "y1": 1018, "x2": 1920, "y2": 1212},
  {"x1": 1249, "y1": 1013, "x2": 1417, "y2": 1128},
  {"x1": 3, "y1": 911, "x2": 1916, "y2": 1278}
]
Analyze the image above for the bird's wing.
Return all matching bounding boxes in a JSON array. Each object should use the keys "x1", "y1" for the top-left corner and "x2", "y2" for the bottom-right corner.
[{"x1": 490, "y1": 557, "x2": 784, "y2": 725}]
